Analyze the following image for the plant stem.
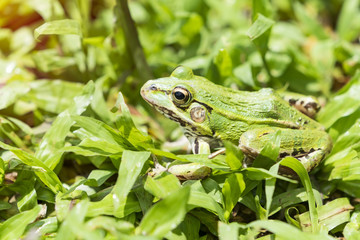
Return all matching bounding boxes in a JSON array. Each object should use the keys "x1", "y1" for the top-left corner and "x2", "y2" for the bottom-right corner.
[{"x1": 115, "y1": 0, "x2": 153, "y2": 81}]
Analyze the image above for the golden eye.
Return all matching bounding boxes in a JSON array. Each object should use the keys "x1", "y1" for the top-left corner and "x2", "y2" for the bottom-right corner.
[{"x1": 172, "y1": 87, "x2": 191, "y2": 106}]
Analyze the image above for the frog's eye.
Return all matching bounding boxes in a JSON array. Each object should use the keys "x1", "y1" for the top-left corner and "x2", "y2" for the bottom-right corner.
[{"x1": 172, "y1": 87, "x2": 191, "y2": 106}]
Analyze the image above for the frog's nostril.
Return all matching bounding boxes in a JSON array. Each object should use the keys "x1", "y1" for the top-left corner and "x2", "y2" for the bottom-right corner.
[{"x1": 149, "y1": 84, "x2": 157, "y2": 91}]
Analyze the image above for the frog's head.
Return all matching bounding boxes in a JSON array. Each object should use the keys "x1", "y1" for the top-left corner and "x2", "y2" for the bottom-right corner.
[{"x1": 141, "y1": 66, "x2": 213, "y2": 137}]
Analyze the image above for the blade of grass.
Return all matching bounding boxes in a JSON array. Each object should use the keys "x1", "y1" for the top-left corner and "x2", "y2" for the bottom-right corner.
[
  {"x1": 136, "y1": 186, "x2": 190, "y2": 238},
  {"x1": 115, "y1": 0, "x2": 152, "y2": 81},
  {"x1": 280, "y1": 157, "x2": 319, "y2": 233},
  {"x1": 112, "y1": 150, "x2": 150, "y2": 217},
  {"x1": 0, "y1": 205, "x2": 41, "y2": 240},
  {"x1": 34, "y1": 19, "x2": 82, "y2": 40},
  {"x1": 0, "y1": 142, "x2": 65, "y2": 193}
]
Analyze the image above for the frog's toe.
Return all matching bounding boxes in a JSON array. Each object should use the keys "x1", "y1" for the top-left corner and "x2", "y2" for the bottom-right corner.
[
  {"x1": 239, "y1": 143, "x2": 260, "y2": 159},
  {"x1": 297, "y1": 149, "x2": 327, "y2": 172}
]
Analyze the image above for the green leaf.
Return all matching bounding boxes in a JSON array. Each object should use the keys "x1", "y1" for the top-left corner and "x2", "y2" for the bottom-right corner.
[
  {"x1": 69, "y1": 138, "x2": 124, "y2": 156},
  {"x1": 233, "y1": 62, "x2": 257, "y2": 88},
  {"x1": 178, "y1": 154, "x2": 229, "y2": 171},
  {"x1": 188, "y1": 188, "x2": 225, "y2": 222},
  {"x1": 112, "y1": 150, "x2": 151, "y2": 217},
  {"x1": 336, "y1": 0, "x2": 360, "y2": 41},
  {"x1": 144, "y1": 173, "x2": 181, "y2": 199},
  {"x1": 87, "y1": 192, "x2": 141, "y2": 218},
  {"x1": 35, "y1": 81, "x2": 94, "y2": 170},
  {"x1": 86, "y1": 169, "x2": 116, "y2": 187},
  {"x1": 331, "y1": 119, "x2": 360, "y2": 154},
  {"x1": 243, "y1": 167, "x2": 296, "y2": 183},
  {"x1": 0, "y1": 142, "x2": 65, "y2": 193},
  {"x1": 0, "y1": 157, "x2": 4, "y2": 185},
  {"x1": 0, "y1": 81, "x2": 30, "y2": 110},
  {"x1": 252, "y1": 0, "x2": 273, "y2": 21},
  {"x1": 293, "y1": 2, "x2": 328, "y2": 40},
  {"x1": 71, "y1": 115, "x2": 132, "y2": 148},
  {"x1": 26, "y1": 216, "x2": 58, "y2": 237},
  {"x1": 247, "y1": 13, "x2": 274, "y2": 59},
  {"x1": 222, "y1": 173, "x2": 245, "y2": 221},
  {"x1": 224, "y1": 141, "x2": 243, "y2": 170},
  {"x1": 0, "y1": 205, "x2": 41, "y2": 240},
  {"x1": 280, "y1": 157, "x2": 319, "y2": 233},
  {"x1": 23, "y1": 80, "x2": 84, "y2": 114},
  {"x1": 167, "y1": 214, "x2": 201, "y2": 240},
  {"x1": 270, "y1": 188, "x2": 323, "y2": 216},
  {"x1": 26, "y1": 0, "x2": 65, "y2": 21},
  {"x1": 136, "y1": 187, "x2": 190, "y2": 238},
  {"x1": 34, "y1": 19, "x2": 82, "y2": 40},
  {"x1": 344, "y1": 211, "x2": 360, "y2": 240},
  {"x1": 114, "y1": 92, "x2": 154, "y2": 150},
  {"x1": 214, "y1": 48, "x2": 232, "y2": 78},
  {"x1": 17, "y1": 177, "x2": 38, "y2": 212},
  {"x1": 246, "y1": 220, "x2": 335, "y2": 240},
  {"x1": 91, "y1": 77, "x2": 116, "y2": 125},
  {"x1": 265, "y1": 163, "x2": 279, "y2": 218},
  {"x1": 218, "y1": 222, "x2": 239, "y2": 240},
  {"x1": 252, "y1": 130, "x2": 280, "y2": 169},
  {"x1": 56, "y1": 199, "x2": 102, "y2": 240},
  {"x1": 247, "y1": 14, "x2": 275, "y2": 41},
  {"x1": 297, "y1": 198, "x2": 353, "y2": 232},
  {"x1": 32, "y1": 50, "x2": 76, "y2": 72}
]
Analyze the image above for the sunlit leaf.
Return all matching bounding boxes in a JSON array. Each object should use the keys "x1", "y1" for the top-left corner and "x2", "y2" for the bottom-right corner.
[
  {"x1": 136, "y1": 187, "x2": 190, "y2": 238},
  {"x1": 297, "y1": 198, "x2": 353, "y2": 232},
  {"x1": 34, "y1": 19, "x2": 82, "y2": 39},
  {"x1": 0, "y1": 205, "x2": 41, "y2": 240}
]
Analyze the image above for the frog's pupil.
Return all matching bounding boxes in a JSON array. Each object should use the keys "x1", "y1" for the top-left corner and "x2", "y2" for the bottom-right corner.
[{"x1": 175, "y1": 91, "x2": 185, "y2": 100}]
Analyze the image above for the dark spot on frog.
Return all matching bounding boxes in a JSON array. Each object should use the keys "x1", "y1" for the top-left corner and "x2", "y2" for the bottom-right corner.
[
  {"x1": 300, "y1": 100, "x2": 304, "y2": 105},
  {"x1": 193, "y1": 100, "x2": 213, "y2": 113},
  {"x1": 304, "y1": 102, "x2": 319, "y2": 110},
  {"x1": 155, "y1": 104, "x2": 189, "y2": 127},
  {"x1": 291, "y1": 147, "x2": 306, "y2": 156},
  {"x1": 289, "y1": 99, "x2": 297, "y2": 105},
  {"x1": 194, "y1": 138, "x2": 199, "y2": 154},
  {"x1": 309, "y1": 148, "x2": 316, "y2": 153},
  {"x1": 161, "y1": 89, "x2": 171, "y2": 94},
  {"x1": 259, "y1": 132, "x2": 270, "y2": 137}
]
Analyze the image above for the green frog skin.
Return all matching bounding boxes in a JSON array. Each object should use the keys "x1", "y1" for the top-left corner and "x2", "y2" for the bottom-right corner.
[{"x1": 141, "y1": 66, "x2": 332, "y2": 178}]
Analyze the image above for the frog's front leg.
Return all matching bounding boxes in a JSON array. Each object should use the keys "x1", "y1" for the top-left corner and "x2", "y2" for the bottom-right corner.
[
  {"x1": 239, "y1": 127, "x2": 332, "y2": 173},
  {"x1": 167, "y1": 137, "x2": 212, "y2": 180}
]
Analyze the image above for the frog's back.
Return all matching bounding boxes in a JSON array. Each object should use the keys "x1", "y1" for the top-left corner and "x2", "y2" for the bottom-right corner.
[{"x1": 192, "y1": 81, "x2": 322, "y2": 130}]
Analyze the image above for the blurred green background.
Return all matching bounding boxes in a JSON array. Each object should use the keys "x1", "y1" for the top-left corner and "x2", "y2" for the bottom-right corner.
[{"x1": 1, "y1": 0, "x2": 360, "y2": 239}]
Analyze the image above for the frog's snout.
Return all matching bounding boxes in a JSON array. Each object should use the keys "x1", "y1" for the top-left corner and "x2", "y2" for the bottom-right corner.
[{"x1": 140, "y1": 82, "x2": 156, "y2": 98}]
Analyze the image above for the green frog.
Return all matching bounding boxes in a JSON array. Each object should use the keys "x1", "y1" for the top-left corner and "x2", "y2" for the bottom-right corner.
[{"x1": 141, "y1": 66, "x2": 332, "y2": 179}]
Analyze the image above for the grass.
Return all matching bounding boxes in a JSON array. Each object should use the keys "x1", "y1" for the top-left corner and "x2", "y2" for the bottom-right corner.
[{"x1": 0, "y1": 0, "x2": 360, "y2": 239}]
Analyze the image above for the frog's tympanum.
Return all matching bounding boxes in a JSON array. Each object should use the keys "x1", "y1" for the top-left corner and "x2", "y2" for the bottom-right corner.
[{"x1": 141, "y1": 66, "x2": 332, "y2": 179}]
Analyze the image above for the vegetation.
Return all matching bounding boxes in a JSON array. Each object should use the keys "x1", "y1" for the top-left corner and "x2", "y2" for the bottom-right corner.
[{"x1": 0, "y1": 0, "x2": 360, "y2": 239}]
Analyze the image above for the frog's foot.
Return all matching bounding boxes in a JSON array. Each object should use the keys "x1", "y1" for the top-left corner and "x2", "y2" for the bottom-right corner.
[
  {"x1": 296, "y1": 148, "x2": 329, "y2": 172},
  {"x1": 168, "y1": 163, "x2": 212, "y2": 180},
  {"x1": 239, "y1": 144, "x2": 260, "y2": 159},
  {"x1": 148, "y1": 162, "x2": 169, "y2": 177},
  {"x1": 281, "y1": 93, "x2": 320, "y2": 118}
]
